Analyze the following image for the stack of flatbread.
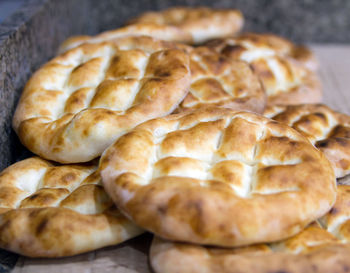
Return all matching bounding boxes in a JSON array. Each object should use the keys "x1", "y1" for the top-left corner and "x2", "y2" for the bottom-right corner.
[{"x1": 1, "y1": 6, "x2": 350, "y2": 272}]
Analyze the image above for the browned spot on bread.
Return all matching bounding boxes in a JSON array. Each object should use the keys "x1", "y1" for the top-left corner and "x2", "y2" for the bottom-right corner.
[
  {"x1": 329, "y1": 207, "x2": 339, "y2": 215},
  {"x1": 36, "y1": 218, "x2": 49, "y2": 235},
  {"x1": 207, "y1": 33, "x2": 321, "y2": 105},
  {"x1": 221, "y1": 44, "x2": 245, "y2": 59}
]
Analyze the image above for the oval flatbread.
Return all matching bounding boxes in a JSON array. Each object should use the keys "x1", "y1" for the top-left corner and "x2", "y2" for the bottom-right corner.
[
  {"x1": 265, "y1": 104, "x2": 350, "y2": 178},
  {"x1": 58, "y1": 23, "x2": 193, "y2": 53},
  {"x1": 0, "y1": 157, "x2": 143, "y2": 257},
  {"x1": 13, "y1": 36, "x2": 191, "y2": 163},
  {"x1": 207, "y1": 33, "x2": 321, "y2": 105},
  {"x1": 60, "y1": 29, "x2": 265, "y2": 114},
  {"x1": 150, "y1": 185, "x2": 350, "y2": 273},
  {"x1": 128, "y1": 7, "x2": 244, "y2": 44},
  {"x1": 100, "y1": 107, "x2": 336, "y2": 247}
]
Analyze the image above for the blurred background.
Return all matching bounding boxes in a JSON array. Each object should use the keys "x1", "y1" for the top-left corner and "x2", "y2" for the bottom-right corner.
[{"x1": 1, "y1": 0, "x2": 350, "y2": 43}]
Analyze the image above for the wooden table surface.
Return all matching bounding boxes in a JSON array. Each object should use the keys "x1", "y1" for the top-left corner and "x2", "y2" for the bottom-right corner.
[{"x1": 11, "y1": 44, "x2": 350, "y2": 273}]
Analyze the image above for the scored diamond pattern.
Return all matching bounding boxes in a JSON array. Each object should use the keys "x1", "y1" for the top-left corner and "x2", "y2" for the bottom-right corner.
[
  {"x1": 129, "y1": 112, "x2": 315, "y2": 198},
  {"x1": 179, "y1": 47, "x2": 266, "y2": 113},
  {"x1": 0, "y1": 157, "x2": 144, "y2": 257},
  {"x1": 265, "y1": 104, "x2": 350, "y2": 178},
  {"x1": 0, "y1": 157, "x2": 114, "y2": 215},
  {"x1": 100, "y1": 108, "x2": 336, "y2": 247},
  {"x1": 13, "y1": 36, "x2": 191, "y2": 163}
]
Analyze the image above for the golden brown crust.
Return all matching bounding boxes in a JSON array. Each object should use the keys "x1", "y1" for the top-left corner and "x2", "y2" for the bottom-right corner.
[
  {"x1": 151, "y1": 238, "x2": 350, "y2": 273},
  {"x1": 0, "y1": 157, "x2": 143, "y2": 257},
  {"x1": 58, "y1": 23, "x2": 193, "y2": 53},
  {"x1": 13, "y1": 36, "x2": 191, "y2": 163},
  {"x1": 100, "y1": 107, "x2": 336, "y2": 247},
  {"x1": 150, "y1": 185, "x2": 350, "y2": 273},
  {"x1": 265, "y1": 104, "x2": 350, "y2": 178},
  {"x1": 208, "y1": 32, "x2": 318, "y2": 71},
  {"x1": 207, "y1": 33, "x2": 322, "y2": 105},
  {"x1": 177, "y1": 47, "x2": 266, "y2": 113},
  {"x1": 291, "y1": 45, "x2": 319, "y2": 71},
  {"x1": 129, "y1": 7, "x2": 244, "y2": 44},
  {"x1": 247, "y1": 33, "x2": 319, "y2": 71}
]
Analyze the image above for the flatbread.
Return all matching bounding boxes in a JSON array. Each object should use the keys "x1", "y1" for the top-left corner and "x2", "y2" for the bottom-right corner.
[
  {"x1": 100, "y1": 107, "x2": 336, "y2": 247},
  {"x1": 150, "y1": 185, "x2": 350, "y2": 273},
  {"x1": 0, "y1": 157, "x2": 143, "y2": 257},
  {"x1": 265, "y1": 104, "x2": 350, "y2": 178},
  {"x1": 58, "y1": 23, "x2": 193, "y2": 53},
  {"x1": 13, "y1": 36, "x2": 191, "y2": 163},
  {"x1": 128, "y1": 7, "x2": 243, "y2": 44},
  {"x1": 60, "y1": 30, "x2": 266, "y2": 114},
  {"x1": 178, "y1": 46, "x2": 266, "y2": 113},
  {"x1": 208, "y1": 32, "x2": 318, "y2": 71},
  {"x1": 207, "y1": 33, "x2": 321, "y2": 105}
]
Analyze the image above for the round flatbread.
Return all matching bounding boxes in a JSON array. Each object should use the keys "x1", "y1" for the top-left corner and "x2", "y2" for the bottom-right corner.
[
  {"x1": 265, "y1": 104, "x2": 350, "y2": 178},
  {"x1": 0, "y1": 157, "x2": 143, "y2": 257},
  {"x1": 178, "y1": 46, "x2": 266, "y2": 113},
  {"x1": 128, "y1": 7, "x2": 243, "y2": 44},
  {"x1": 207, "y1": 33, "x2": 321, "y2": 105},
  {"x1": 58, "y1": 23, "x2": 193, "y2": 53},
  {"x1": 100, "y1": 107, "x2": 336, "y2": 247},
  {"x1": 150, "y1": 185, "x2": 350, "y2": 273},
  {"x1": 13, "y1": 36, "x2": 191, "y2": 163}
]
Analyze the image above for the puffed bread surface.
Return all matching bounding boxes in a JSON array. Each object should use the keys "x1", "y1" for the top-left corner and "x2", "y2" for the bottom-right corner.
[
  {"x1": 13, "y1": 36, "x2": 191, "y2": 163},
  {"x1": 100, "y1": 107, "x2": 336, "y2": 247},
  {"x1": 129, "y1": 7, "x2": 244, "y2": 44},
  {"x1": 0, "y1": 157, "x2": 143, "y2": 257},
  {"x1": 59, "y1": 31, "x2": 266, "y2": 114},
  {"x1": 150, "y1": 185, "x2": 350, "y2": 273}
]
